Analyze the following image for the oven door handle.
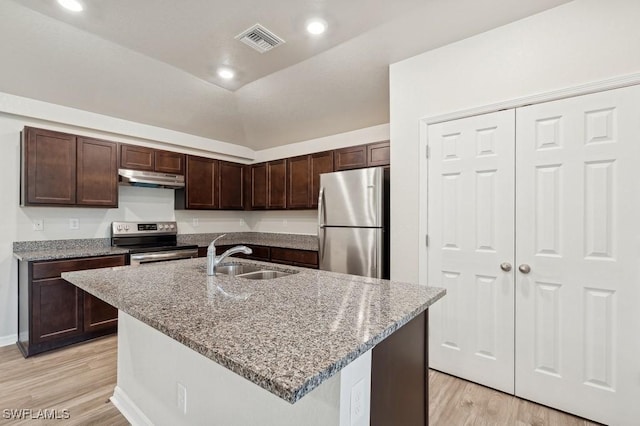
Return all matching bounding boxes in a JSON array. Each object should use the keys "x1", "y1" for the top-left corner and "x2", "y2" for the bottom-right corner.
[{"x1": 130, "y1": 250, "x2": 197, "y2": 263}]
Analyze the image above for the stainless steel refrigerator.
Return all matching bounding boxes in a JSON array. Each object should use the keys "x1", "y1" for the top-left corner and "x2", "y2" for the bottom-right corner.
[{"x1": 318, "y1": 167, "x2": 390, "y2": 278}]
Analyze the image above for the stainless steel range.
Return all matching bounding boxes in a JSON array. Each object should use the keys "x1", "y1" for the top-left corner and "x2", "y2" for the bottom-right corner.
[{"x1": 111, "y1": 221, "x2": 198, "y2": 265}]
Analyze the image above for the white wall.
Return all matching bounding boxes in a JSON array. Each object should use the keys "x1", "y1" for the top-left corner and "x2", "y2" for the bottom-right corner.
[{"x1": 389, "y1": 0, "x2": 640, "y2": 284}]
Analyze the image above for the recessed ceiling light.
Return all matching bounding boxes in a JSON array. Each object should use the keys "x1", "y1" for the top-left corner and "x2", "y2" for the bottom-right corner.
[
  {"x1": 217, "y1": 68, "x2": 235, "y2": 80},
  {"x1": 306, "y1": 19, "x2": 327, "y2": 35},
  {"x1": 57, "y1": 0, "x2": 83, "y2": 12}
]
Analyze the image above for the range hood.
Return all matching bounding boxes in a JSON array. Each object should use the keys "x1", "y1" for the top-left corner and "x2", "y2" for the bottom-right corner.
[{"x1": 118, "y1": 168, "x2": 185, "y2": 189}]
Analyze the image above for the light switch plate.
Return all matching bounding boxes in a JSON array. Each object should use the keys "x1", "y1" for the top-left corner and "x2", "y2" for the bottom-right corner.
[
  {"x1": 69, "y1": 218, "x2": 79, "y2": 230},
  {"x1": 32, "y1": 219, "x2": 43, "y2": 231}
]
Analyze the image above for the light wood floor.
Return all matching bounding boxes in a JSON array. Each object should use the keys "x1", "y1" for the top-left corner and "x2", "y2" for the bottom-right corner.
[
  {"x1": 0, "y1": 336, "x2": 126, "y2": 425},
  {"x1": 0, "y1": 336, "x2": 601, "y2": 425},
  {"x1": 429, "y1": 370, "x2": 601, "y2": 426}
]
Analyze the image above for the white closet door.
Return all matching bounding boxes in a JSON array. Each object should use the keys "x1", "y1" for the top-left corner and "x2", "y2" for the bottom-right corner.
[
  {"x1": 515, "y1": 85, "x2": 640, "y2": 425},
  {"x1": 428, "y1": 110, "x2": 515, "y2": 393}
]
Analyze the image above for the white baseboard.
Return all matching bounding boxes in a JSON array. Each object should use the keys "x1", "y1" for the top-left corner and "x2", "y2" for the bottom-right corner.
[
  {"x1": 110, "y1": 386, "x2": 153, "y2": 426},
  {"x1": 0, "y1": 334, "x2": 17, "y2": 347}
]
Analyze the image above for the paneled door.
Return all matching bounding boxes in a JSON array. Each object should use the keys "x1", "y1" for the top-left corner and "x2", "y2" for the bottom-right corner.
[
  {"x1": 515, "y1": 85, "x2": 640, "y2": 425},
  {"x1": 427, "y1": 109, "x2": 516, "y2": 393}
]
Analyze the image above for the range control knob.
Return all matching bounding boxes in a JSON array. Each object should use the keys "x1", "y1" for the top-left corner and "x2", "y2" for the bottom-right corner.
[
  {"x1": 124, "y1": 225, "x2": 130, "y2": 231},
  {"x1": 169, "y1": 224, "x2": 175, "y2": 229},
  {"x1": 117, "y1": 225, "x2": 122, "y2": 231},
  {"x1": 159, "y1": 224, "x2": 165, "y2": 230}
]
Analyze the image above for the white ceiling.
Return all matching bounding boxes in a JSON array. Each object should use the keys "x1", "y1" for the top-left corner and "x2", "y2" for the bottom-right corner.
[{"x1": 0, "y1": 0, "x2": 571, "y2": 150}]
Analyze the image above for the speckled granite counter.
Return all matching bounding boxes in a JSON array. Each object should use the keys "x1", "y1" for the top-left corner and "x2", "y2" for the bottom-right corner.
[
  {"x1": 13, "y1": 232, "x2": 317, "y2": 261},
  {"x1": 62, "y1": 258, "x2": 444, "y2": 403},
  {"x1": 12, "y1": 238, "x2": 129, "y2": 261}
]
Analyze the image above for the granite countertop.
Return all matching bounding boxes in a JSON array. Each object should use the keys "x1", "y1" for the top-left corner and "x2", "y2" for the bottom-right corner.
[
  {"x1": 13, "y1": 232, "x2": 317, "y2": 261},
  {"x1": 62, "y1": 258, "x2": 445, "y2": 403}
]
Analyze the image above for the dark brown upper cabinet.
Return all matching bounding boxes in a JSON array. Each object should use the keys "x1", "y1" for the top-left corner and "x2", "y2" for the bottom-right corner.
[
  {"x1": 76, "y1": 137, "x2": 118, "y2": 207},
  {"x1": 287, "y1": 155, "x2": 311, "y2": 209},
  {"x1": 120, "y1": 144, "x2": 185, "y2": 175},
  {"x1": 286, "y1": 151, "x2": 334, "y2": 209},
  {"x1": 218, "y1": 161, "x2": 245, "y2": 210},
  {"x1": 267, "y1": 159, "x2": 287, "y2": 209},
  {"x1": 250, "y1": 160, "x2": 286, "y2": 210},
  {"x1": 250, "y1": 163, "x2": 267, "y2": 209},
  {"x1": 22, "y1": 127, "x2": 117, "y2": 208},
  {"x1": 334, "y1": 141, "x2": 390, "y2": 171},
  {"x1": 334, "y1": 145, "x2": 367, "y2": 171},
  {"x1": 23, "y1": 127, "x2": 77, "y2": 206},
  {"x1": 119, "y1": 144, "x2": 154, "y2": 171},
  {"x1": 367, "y1": 141, "x2": 390, "y2": 167},
  {"x1": 155, "y1": 150, "x2": 185, "y2": 174},
  {"x1": 178, "y1": 155, "x2": 218, "y2": 209},
  {"x1": 310, "y1": 151, "x2": 334, "y2": 208}
]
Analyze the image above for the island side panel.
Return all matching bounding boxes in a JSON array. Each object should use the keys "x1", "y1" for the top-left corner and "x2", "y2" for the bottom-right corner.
[
  {"x1": 114, "y1": 311, "x2": 347, "y2": 426},
  {"x1": 370, "y1": 310, "x2": 428, "y2": 426}
]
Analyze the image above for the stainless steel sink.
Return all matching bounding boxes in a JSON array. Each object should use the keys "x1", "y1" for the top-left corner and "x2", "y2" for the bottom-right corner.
[
  {"x1": 236, "y1": 270, "x2": 295, "y2": 280},
  {"x1": 214, "y1": 263, "x2": 262, "y2": 276},
  {"x1": 214, "y1": 262, "x2": 298, "y2": 280}
]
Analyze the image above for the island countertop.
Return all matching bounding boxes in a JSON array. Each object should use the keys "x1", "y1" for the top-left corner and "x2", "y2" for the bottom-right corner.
[{"x1": 62, "y1": 258, "x2": 445, "y2": 403}]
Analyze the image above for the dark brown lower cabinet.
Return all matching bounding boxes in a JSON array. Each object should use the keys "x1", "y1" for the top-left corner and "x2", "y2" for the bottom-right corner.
[
  {"x1": 371, "y1": 310, "x2": 428, "y2": 426},
  {"x1": 18, "y1": 255, "x2": 126, "y2": 357}
]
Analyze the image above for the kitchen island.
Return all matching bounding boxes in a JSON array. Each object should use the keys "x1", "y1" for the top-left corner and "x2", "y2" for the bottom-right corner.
[{"x1": 62, "y1": 257, "x2": 444, "y2": 425}]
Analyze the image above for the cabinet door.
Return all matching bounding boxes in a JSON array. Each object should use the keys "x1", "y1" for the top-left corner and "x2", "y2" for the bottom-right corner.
[
  {"x1": 219, "y1": 161, "x2": 245, "y2": 210},
  {"x1": 287, "y1": 155, "x2": 311, "y2": 209},
  {"x1": 120, "y1": 144, "x2": 154, "y2": 171},
  {"x1": 31, "y1": 278, "x2": 83, "y2": 344},
  {"x1": 427, "y1": 110, "x2": 516, "y2": 393},
  {"x1": 367, "y1": 141, "x2": 390, "y2": 167},
  {"x1": 267, "y1": 159, "x2": 287, "y2": 209},
  {"x1": 155, "y1": 150, "x2": 185, "y2": 174},
  {"x1": 76, "y1": 137, "x2": 118, "y2": 207},
  {"x1": 270, "y1": 247, "x2": 318, "y2": 268},
  {"x1": 310, "y1": 151, "x2": 334, "y2": 208},
  {"x1": 83, "y1": 294, "x2": 118, "y2": 332},
  {"x1": 185, "y1": 155, "x2": 218, "y2": 209},
  {"x1": 23, "y1": 127, "x2": 76, "y2": 205},
  {"x1": 334, "y1": 145, "x2": 367, "y2": 171},
  {"x1": 251, "y1": 163, "x2": 267, "y2": 209}
]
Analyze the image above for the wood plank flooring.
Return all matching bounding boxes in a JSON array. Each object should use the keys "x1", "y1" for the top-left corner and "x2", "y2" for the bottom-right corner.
[
  {"x1": 429, "y1": 370, "x2": 602, "y2": 426},
  {"x1": 0, "y1": 336, "x2": 126, "y2": 425},
  {"x1": 0, "y1": 336, "x2": 601, "y2": 425}
]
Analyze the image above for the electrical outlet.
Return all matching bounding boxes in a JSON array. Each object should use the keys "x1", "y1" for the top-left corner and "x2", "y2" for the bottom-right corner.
[
  {"x1": 350, "y1": 379, "x2": 365, "y2": 425},
  {"x1": 192, "y1": 218, "x2": 199, "y2": 227},
  {"x1": 282, "y1": 219, "x2": 288, "y2": 226},
  {"x1": 32, "y1": 219, "x2": 43, "y2": 231},
  {"x1": 69, "y1": 218, "x2": 79, "y2": 230},
  {"x1": 177, "y1": 382, "x2": 187, "y2": 414}
]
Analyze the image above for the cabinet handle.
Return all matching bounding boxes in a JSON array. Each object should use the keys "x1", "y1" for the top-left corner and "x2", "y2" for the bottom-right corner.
[
  {"x1": 500, "y1": 262, "x2": 512, "y2": 272},
  {"x1": 518, "y1": 264, "x2": 531, "y2": 274}
]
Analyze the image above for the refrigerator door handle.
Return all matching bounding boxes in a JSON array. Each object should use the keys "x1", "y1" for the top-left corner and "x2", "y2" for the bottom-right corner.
[{"x1": 318, "y1": 187, "x2": 326, "y2": 229}]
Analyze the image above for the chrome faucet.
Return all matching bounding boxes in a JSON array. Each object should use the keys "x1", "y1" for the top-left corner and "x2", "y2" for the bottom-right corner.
[{"x1": 207, "y1": 234, "x2": 252, "y2": 276}]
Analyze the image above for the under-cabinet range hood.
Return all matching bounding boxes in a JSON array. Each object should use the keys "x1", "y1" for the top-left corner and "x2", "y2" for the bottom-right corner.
[{"x1": 118, "y1": 168, "x2": 185, "y2": 189}]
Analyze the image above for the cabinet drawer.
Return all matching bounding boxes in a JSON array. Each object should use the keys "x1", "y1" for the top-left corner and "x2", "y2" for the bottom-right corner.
[
  {"x1": 33, "y1": 255, "x2": 126, "y2": 280},
  {"x1": 270, "y1": 247, "x2": 318, "y2": 268}
]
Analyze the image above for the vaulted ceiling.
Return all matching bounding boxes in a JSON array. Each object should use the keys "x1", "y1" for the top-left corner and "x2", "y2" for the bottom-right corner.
[{"x1": 0, "y1": 0, "x2": 570, "y2": 150}]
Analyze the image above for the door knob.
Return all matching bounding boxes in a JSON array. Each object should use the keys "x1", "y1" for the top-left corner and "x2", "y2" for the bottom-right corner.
[
  {"x1": 518, "y1": 264, "x2": 531, "y2": 274},
  {"x1": 500, "y1": 262, "x2": 512, "y2": 272}
]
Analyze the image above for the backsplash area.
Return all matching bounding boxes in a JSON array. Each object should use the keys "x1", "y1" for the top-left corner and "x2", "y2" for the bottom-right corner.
[{"x1": 17, "y1": 187, "x2": 316, "y2": 242}]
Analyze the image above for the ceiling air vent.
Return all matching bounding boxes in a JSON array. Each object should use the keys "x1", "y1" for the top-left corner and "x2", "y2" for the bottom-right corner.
[{"x1": 235, "y1": 23, "x2": 285, "y2": 53}]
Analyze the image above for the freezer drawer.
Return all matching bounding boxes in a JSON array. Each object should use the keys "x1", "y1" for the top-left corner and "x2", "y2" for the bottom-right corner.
[{"x1": 318, "y1": 227, "x2": 383, "y2": 278}]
